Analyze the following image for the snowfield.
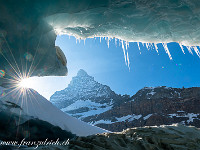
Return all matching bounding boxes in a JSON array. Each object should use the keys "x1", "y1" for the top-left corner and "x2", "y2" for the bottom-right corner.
[
  {"x1": 61, "y1": 99, "x2": 112, "y2": 119},
  {"x1": 90, "y1": 114, "x2": 142, "y2": 125},
  {"x1": 0, "y1": 86, "x2": 109, "y2": 136}
]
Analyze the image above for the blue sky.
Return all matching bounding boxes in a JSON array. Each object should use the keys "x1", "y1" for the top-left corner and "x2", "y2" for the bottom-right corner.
[{"x1": 29, "y1": 35, "x2": 200, "y2": 99}]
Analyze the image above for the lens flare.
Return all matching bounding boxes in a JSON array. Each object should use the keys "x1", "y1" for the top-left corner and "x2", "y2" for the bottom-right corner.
[
  {"x1": 0, "y1": 89, "x2": 5, "y2": 97},
  {"x1": 0, "y1": 70, "x2": 5, "y2": 77},
  {"x1": 18, "y1": 77, "x2": 34, "y2": 89},
  {"x1": 24, "y1": 52, "x2": 33, "y2": 62}
]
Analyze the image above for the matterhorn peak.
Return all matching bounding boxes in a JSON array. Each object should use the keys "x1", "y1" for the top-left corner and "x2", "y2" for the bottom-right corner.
[
  {"x1": 77, "y1": 69, "x2": 89, "y2": 77},
  {"x1": 50, "y1": 69, "x2": 123, "y2": 112}
]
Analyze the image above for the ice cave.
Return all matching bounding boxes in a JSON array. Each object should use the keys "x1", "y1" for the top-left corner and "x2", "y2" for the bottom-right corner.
[
  {"x1": 1, "y1": 0, "x2": 200, "y2": 149},
  {"x1": 1, "y1": 0, "x2": 200, "y2": 84}
]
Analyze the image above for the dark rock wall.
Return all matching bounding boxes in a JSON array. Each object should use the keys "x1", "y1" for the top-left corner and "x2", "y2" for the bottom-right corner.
[{"x1": 84, "y1": 87, "x2": 200, "y2": 132}]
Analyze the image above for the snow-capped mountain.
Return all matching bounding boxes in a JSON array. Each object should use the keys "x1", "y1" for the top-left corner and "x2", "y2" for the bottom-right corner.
[
  {"x1": 50, "y1": 70, "x2": 200, "y2": 132},
  {"x1": 50, "y1": 69, "x2": 130, "y2": 120},
  {"x1": 0, "y1": 86, "x2": 107, "y2": 137}
]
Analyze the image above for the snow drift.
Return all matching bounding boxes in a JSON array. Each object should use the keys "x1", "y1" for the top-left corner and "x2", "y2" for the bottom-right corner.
[{"x1": 0, "y1": 86, "x2": 107, "y2": 136}]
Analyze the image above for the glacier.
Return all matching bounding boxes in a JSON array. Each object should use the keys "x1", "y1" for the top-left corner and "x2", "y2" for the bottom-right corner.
[{"x1": 45, "y1": 0, "x2": 200, "y2": 65}]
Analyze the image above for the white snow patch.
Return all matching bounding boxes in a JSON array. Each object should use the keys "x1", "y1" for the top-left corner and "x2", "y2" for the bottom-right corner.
[
  {"x1": 177, "y1": 110, "x2": 185, "y2": 113},
  {"x1": 128, "y1": 114, "x2": 142, "y2": 122},
  {"x1": 143, "y1": 114, "x2": 153, "y2": 120},
  {"x1": 90, "y1": 120, "x2": 113, "y2": 125},
  {"x1": 116, "y1": 115, "x2": 132, "y2": 122},
  {"x1": 74, "y1": 105, "x2": 112, "y2": 120},
  {"x1": 116, "y1": 114, "x2": 142, "y2": 122},
  {"x1": 148, "y1": 91, "x2": 156, "y2": 95},
  {"x1": 61, "y1": 100, "x2": 107, "y2": 111},
  {"x1": 187, "y1": 113, "x2": 199, "y2": 123},
  {"x1": 169, "y1": 113, "x2": 199, "y2": 123},
  {"x1": 91, "y1": 114, "x2": 142, "y2": 125},
  {"x1": 61, "y1": 99, "x2": 112, "y2": 119}
]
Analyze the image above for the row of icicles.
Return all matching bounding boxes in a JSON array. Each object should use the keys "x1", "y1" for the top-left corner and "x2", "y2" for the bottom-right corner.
[{"x1": 73, "y1": 36, "x2": 200, "y2": 70}]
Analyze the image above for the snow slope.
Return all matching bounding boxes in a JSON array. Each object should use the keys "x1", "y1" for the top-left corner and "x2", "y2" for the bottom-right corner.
[
  {"x1": 0, "y1": 86, "x2": 108, "y2": 136},
  {"x1": 61, "y1": 99, "x2": 112, "y2": 119}
]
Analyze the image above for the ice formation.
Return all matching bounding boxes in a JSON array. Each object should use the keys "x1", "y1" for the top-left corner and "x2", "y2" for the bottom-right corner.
[
  {"x1": 0, "y1": 0, "x2": 200, "y2": 84},
  {"x1": 45, "y1": 0, "x2": 200, "y2": 66}
]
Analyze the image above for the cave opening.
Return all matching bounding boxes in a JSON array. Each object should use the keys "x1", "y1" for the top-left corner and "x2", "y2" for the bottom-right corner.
[{"x1": 12, "y1": 34, "x2": 200, "y2": 101}]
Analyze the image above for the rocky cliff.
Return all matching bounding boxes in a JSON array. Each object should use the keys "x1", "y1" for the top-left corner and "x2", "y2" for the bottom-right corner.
[{"x1": 86, "y1": 86, "x2": 200, "y2": 132}]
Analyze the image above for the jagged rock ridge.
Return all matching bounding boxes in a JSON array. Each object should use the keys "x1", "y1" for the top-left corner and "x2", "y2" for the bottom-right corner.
[{"x1": 86, "y1": 86, "x2": 200, "y2": 132}]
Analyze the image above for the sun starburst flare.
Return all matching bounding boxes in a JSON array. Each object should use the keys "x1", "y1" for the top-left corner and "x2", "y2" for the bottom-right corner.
[{"x1": 18, "y1": 77, "x2": 34, "y2": 89}]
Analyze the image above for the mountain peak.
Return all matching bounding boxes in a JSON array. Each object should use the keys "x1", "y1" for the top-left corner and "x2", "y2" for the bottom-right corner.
[
  {"x1": 69, "y1": 69, "x2": 94, "y2": 88},
  {"x1": 77, "y1": 69, "x2": 89, "y2": 77},
  {"x1": 50, "y1": 69, "x2": 126, "y2": 112}
]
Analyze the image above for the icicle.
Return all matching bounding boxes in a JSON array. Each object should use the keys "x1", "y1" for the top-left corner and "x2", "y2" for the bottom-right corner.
[
  {"x1": 150, "y1": 43, "x2": 153, "y2": 49},
  {"x1": 121, "y1": 40, "x2": 127, "y2": 66},
  {"x1": 149, "y1": 43, "x2": 152, "y2": 49},
  {"x1": 193, "y1": 46, "x2": 200, "y2": 58},
  {"x1": 100, "y1": 37, "x2": 101, "y2": 43},
  {"x1": 146, "y1": 43, "x2": 151, "y2": 51},
  {"x1": 125, "y1": 41, "x2": 128, "y2": 50},
  {"x1": 115, "y1": 38, "x2": 117, "y2": 47},
  {"x1": 154, "y1": 43, "x2": 159, "y2": 54},
  {"x1": 186, "y1": 46, "x2": 193, "y2": 55},
  {"x1": 76, "y1": 38, "x2": 77, "y2": 44},
  {"x1": 84, "y1": 39, "x2": 86, "y2": 45},
  {"x1": 179, "y1": 44, "x2": 185, "y2": 54},
  {"x1": 119, "y1": 39, "x2": 121, "y2": 47},
  {"x1": 162, "y1": 43, "x2": 172, "y2": 60},
  {"x1": 144, "y1": 43, "x2": 147, "y2": 50},
  {"x1": 126, "y1": 49, "x2": 130, "y2": 71},
  {"x1": 107, "y1": 37, "x2": 110, "y2": 48},
  {"x1": 146, "y1": 43, "x2": 149, "y2": 50},
  {"x1": 146, "y1": 43, "x2": 148, "y2": 48},
  {"x1": 137, "y1": 42, "x2": 141, "y2": 51},
  {"x1": 142, "y1": 42, "x2": 145, "y2": 47}
]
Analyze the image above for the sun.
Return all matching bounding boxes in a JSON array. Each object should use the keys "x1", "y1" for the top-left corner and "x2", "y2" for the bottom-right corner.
[{"x1": 18, "y1": 77, "x2": 33, "y2": 89}]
